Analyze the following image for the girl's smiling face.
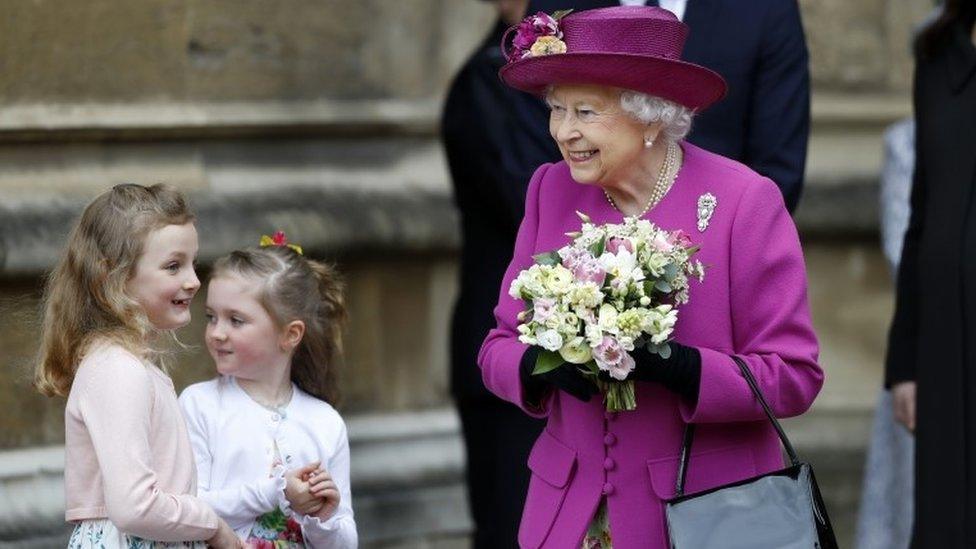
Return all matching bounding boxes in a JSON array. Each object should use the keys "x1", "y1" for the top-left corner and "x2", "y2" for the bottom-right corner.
[
  {"x1": 126, "y1": 222, "x2": 200, "y2": 331},
  {"x1": 204, "y1": 273, "x2": 287, "y2": 380}
]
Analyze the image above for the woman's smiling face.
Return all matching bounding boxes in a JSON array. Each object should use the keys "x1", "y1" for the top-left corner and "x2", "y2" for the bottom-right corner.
[{"x1": 547, "y1": 84, "x2": 653, "y2": 187}]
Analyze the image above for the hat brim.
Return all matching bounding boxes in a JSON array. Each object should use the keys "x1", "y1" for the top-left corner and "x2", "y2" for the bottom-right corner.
[{"x1": 499, "y1": 52, "x2": 727, "y2": 112}]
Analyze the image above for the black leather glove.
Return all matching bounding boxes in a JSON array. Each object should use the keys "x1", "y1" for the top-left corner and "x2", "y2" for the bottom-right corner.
[
  {"x1": 520, "y1": 346, "x2": 598, "y2": 403},
  {"x1": 599, "y1": 341, "x2": 702, "y2": 401}
]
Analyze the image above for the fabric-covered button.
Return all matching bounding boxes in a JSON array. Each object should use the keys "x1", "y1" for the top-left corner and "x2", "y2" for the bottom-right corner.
[
  {"x1": 603, "y1": 433, "x2": 616, "y2": 446},
  {"x1": 603, "y1": 458, "x2": 615, "y2": 471},
  {"x1": 272, "y1": 413, "x2": 280, "y2": 422},
  {"x1": 602, "y1": 482, "x2": 615, "y2": 495}
]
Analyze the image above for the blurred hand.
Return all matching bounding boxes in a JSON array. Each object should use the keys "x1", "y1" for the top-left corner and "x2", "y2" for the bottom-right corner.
[
  {"x1": 892, "y1": 381, "x2": 917, "y2": 433},
  {"x1": 285, "y1": 462, "x2": 324, "y2": 515},
  {"x1": 207, "y1": 518, "x2": 244, "y2": 549},
  {"x1": 307, "y1": 467, "x2": 341, "y2": 521}
]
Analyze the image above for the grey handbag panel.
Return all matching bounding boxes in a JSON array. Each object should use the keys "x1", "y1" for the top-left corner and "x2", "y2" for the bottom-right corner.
[{"x1": 665, "y1": 464, "x2": 819, "y2": 548}]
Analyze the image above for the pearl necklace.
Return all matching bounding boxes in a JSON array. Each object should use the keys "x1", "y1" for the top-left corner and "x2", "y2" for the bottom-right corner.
[{"x1": 604, "y1": 141, "x2": 679, "y2": 218}]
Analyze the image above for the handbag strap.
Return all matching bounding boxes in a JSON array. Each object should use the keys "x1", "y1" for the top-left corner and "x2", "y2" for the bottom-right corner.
[{"x1": 674, "y1": 355, "x2": 801, "y2": 497}]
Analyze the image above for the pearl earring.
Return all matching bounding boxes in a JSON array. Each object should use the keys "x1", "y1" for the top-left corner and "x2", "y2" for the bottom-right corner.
[{"x1": 644, "y1": 136, "x2": 654, "y2": 149}]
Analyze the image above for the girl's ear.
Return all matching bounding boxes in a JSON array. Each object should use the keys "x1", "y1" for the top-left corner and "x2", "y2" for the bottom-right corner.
[{"x1": 280, "y1": 320, "x2": 306, "y2": 352}]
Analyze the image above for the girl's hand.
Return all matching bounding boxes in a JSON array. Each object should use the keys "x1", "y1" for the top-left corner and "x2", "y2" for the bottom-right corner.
[
  {"x1": 207, "y1": 518, "x2": 244, "y2": 549},
  {"x1": 307, "y1": 468, "x2": 341, "y2": 521},
  {"x1": 284, "y1": 462, "x2": 323, "y2": 515},
  {"x1": 892, "y1": 381, "x2": 917, "y2": 433}
]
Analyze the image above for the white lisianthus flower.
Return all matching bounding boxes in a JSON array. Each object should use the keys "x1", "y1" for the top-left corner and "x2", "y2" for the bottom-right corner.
[
  {"x1": 559, "y1": 336, "x2": 593, "y2": 364},
  {"x1": 537, "y1": 329, "x2": 564, "y2": 352}
]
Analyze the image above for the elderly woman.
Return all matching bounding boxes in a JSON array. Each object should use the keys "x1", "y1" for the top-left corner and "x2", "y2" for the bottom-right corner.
[{"x1": 477, "y1": 6, "x2": 823, "y2": 549}]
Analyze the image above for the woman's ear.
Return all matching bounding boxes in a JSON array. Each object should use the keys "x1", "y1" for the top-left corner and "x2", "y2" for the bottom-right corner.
[{"x1": 280, "y1": 320, "x2": 306, "y2": 352}]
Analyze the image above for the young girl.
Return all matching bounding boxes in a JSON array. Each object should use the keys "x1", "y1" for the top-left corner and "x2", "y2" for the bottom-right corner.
[
  {"x1": 34, "y1": 183, "x2": 241, "y2": 548},
  {"x1": 179, "y1": 236, "x2": 358, "y2": 548}
]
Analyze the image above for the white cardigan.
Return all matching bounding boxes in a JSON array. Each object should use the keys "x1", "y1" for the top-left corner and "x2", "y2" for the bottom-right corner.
[{"x1": 179, "y1": 376, "x2": 357, "y2": 548}]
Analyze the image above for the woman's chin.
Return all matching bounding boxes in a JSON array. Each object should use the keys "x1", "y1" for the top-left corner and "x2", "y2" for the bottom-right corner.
[{"x1": 567, "y1": 166, "x2": 600, "y2": 184}]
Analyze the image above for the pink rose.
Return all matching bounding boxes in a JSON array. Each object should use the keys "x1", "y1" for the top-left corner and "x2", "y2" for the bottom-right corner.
[
  {"x1": 668, "y1": 230, "x2": 694, "y2": 249},
  {"x1": 606, "y1": 237, "x2": 635, "y2": 255}
]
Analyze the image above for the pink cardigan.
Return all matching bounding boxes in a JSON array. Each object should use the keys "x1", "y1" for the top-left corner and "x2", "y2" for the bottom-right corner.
[
  {"x1": 478, "y1": 142, "x2": 823, "y2": 548},
  {"x1": 64, "y1": 343, "x2": 218, "y2": 541}
]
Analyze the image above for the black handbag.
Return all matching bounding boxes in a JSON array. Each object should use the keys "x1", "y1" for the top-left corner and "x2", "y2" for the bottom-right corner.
[{"x1": 664, "y1": 356, "x2": 839, "y2": 548}]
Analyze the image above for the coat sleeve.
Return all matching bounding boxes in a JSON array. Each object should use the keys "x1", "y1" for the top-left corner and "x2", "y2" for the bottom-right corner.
[
  {"x1": 681, "y1": 178, "x2": 823, "y2": 423},
  {"x1": 884, "y1": 70, "x2": 926, "y2": 388},
  {"x1": 477, "y1": 162, "x2": 554, "y2": 417},
  {"x1": 178, "y1": 387, "x2": 286, "y2": 531},
  {"x1": 77, "y1": 356, "x2": 218, "y2": 541},
  {"x1": 743, "y1": 0, "x2": 810, "y2": 214},
  {"x1": 297, "y1": 420, "x2": 358, "y2": 549}
]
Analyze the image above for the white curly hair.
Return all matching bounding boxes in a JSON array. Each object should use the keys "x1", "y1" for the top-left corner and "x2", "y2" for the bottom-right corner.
[{"x1": 618, "y1": 91, "x2": 695, "y2": 142}]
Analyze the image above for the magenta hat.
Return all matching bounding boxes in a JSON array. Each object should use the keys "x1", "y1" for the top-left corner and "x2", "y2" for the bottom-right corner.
[{"x1": 499, "y1": 6, "x2": 727, "y2": 111}]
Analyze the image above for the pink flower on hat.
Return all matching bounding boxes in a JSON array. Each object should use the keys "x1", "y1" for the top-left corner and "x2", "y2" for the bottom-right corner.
[{"x1": 506, "y1": 10, "x2": 573, "y2": 62}]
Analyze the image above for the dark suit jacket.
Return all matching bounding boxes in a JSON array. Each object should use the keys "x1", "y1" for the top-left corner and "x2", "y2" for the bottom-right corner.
[
  {"x1": 442, "y1": 21, "x2": 562, "y2": 401},
  {"x1": 529, "y1": 0, "x2": 811, "y2": 212}
]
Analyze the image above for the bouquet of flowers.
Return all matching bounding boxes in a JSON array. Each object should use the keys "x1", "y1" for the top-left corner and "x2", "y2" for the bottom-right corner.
[{"x1": 510, "y1": 212, "x2": 705, "y2": 411}]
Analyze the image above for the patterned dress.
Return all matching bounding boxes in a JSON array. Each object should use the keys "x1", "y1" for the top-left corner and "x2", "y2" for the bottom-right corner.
[{"x1": 67, "y1": 520, "x2": 207, "y2": 549}]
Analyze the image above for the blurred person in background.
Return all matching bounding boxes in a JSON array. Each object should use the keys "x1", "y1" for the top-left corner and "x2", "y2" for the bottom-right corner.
[{"x1": 885, "y1": 0, "x2": 976, "y2": 545}]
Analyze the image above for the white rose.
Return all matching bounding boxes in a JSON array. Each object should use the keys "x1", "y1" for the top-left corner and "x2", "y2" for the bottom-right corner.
[{"x1": 537, "y1": 329, "x2": 564, "y2": 352}]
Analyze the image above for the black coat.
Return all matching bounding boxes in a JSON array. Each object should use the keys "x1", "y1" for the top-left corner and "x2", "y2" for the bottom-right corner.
[
  {"x1": 442, "y1": 21, "x2": 561, "y2": 402},
  {"x1": 885, "y1": 23, "x2": 976, "y2": 548}
]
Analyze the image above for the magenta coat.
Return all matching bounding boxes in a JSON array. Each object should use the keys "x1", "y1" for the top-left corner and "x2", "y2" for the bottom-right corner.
[{"x1": 478, "y1": 142, "x2": 823, "y2": 548}]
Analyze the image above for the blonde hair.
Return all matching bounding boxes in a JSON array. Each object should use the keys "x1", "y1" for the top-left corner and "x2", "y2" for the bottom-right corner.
[
  {"x1": 34, "y1": 183, "x2": 195, "y2": 397},
  {"x1": 211, "y1": 246, "x2": 347, "y2": 405}
]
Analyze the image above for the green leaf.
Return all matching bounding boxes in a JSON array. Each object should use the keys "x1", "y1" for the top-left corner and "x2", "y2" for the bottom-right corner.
[
  {"x1": 553, "y1": 9, "x2": 574, "y2": 20},
  {"x1": 643, "y1": 280, "x2": 656, "y2": 295},
  {"x1": 658, "y1": 343, "x2": 672, "y2": 359},
  {"x1": 533, "y1": 350, "x2": 565, "y2": 375},
  {"x1": 589, "y1": 235, "x2": 606, "y2": 258},
  {"x1": 654, "y1": 280, "x2": 672, "y2": 293},
  {"x1": 533, "y1": 251, "x2": 562, "y2": 266},
  {"x1": 663, "y1": 263, "x2": 679, "y2": 281}
]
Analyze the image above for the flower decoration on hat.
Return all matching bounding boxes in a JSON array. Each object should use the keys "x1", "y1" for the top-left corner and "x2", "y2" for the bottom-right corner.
[
  {"x1": 505, "y1": 9, "x2": 573, "y2": 62},
  {"x1": 259, "y1": 230, "x2": 303, "y2": 255}
]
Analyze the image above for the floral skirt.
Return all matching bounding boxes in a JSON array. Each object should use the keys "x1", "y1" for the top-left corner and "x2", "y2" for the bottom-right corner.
[
  {"x1": 68, "y1": 519, "x2": 207, "y2": 548},
  {"x1": 245, "y1": 508, "x2": 305, "y2": 548},
  {"x1": 582, "y1": 499, "x2": 612, "y2": 548}
]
